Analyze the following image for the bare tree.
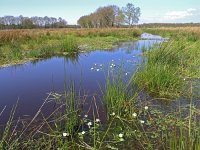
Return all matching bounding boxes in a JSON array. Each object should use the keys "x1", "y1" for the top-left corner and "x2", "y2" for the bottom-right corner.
[
  {"x1": 122, "y1": 3, "x2": 141, "y2": 27},
  {"x1": 0, "y1": 15, "x2": 68, "y2": 29}
]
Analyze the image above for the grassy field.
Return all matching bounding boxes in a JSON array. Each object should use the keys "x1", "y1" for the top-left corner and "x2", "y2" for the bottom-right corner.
[
  {"x1": 0, "y1": 27, "x2": 200, "y2": 149},
  {"x1": 0, "y1": 28, "x2": 141, "y2": 67}
]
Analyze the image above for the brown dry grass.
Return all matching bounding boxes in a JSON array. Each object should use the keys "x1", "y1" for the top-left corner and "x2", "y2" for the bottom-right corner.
[
  {"x1": 145, "y1": 27, "x2": 200, "y2": 35},
  {"x1": 0, "y1": 28, "x2": 141, "y2": 43}
]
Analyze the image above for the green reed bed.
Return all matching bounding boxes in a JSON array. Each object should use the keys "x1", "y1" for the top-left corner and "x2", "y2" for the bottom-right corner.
[
  {"x1": 0, "y1": 82, "x2": 200, "y2": 150},
  {"x1": 1, "y1": 68, "x2": 199, "y2": 149},
  {"x1": 133, "y1": 33, "x2": 200, "y2": 98}
]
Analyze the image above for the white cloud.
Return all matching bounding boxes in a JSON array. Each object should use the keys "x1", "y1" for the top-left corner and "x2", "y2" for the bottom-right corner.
[
  {"x1": 164, "y1": 8, "x2": 197, "y2": 20},
  {"x1": 187, "y1": 8, "x2": 196, "y2": 12},
  {"x1": 140, "y1": 8, "x2": 200, "y2": 23}
]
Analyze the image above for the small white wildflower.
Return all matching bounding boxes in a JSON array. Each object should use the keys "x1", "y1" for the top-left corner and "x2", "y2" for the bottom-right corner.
[
  {"x1": 62, "y1": 132, "x2": 69, "y2": 137},
  {"x1": 132, "y1": 113, "x2": 137, "y2": 118},
  {"x1": 87, "y1": 122, "x2": 92, "y2": 126},
  {"x1": 100, "y1": 64, "x2": 103, "y2": 67},
  {"x1": 125, "y1": 73, "x2": 128, "y2": 76},
  {"x1": 96, "y1": 69, "x2": 100, "y2": 72},
  {"x1": 84, "y1": 115, "x2": 88, "y2": 118},
  {"x1": 111, "y1": 64, "x2": 116, "y2": 67},
  {"x1": 140, "y1": 120, "x2": 145, "y2": 124},
  {"x1": 81, "y1": 131, "x2": 85, "y2": 135},
  {"x1": 94, "y1": 63, "x2": 97, "y2": 65},
  {"x1": 118, "y1": 133, "x2": 123, "y2": 138},
  {"x1": 144, "y1": 106, "x2": 148, "y2": 110},
  {"x1": 90, "y1": 67, "x2": 94, "y2": 70},
  {"x1": 183, "y1": 78, "x2": 186, "y2": 81},
  {"x1": 96, "y1": 118, "x2": 100, "y2": 122},
  {"x1": 111, "y1": 112, "x2": 115, "y2": 116},
  {"x1": 119, "y1": 138, "x2": 124, "y2": 142}
]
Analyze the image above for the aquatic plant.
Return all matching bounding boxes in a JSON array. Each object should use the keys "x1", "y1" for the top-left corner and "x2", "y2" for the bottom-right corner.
[
  {"x1": 60, "y1": 36, "x2": 78, "y2": 53},
  {"x1": 133, "y1": 33, "x2": 200, "y2": 98}
]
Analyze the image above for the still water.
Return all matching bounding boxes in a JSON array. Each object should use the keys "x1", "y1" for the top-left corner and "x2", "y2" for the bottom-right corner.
[{"x1": 0, "y1": 34, "x2": 163, "y2": 124}]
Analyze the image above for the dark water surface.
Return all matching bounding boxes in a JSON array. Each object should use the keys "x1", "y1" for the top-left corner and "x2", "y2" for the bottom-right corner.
[{"x1": 0, "y1": 34, "x2": 164, "y2": 124}]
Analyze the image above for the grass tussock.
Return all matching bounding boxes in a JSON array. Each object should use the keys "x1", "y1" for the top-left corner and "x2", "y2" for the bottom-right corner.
[{"x1": 134, "y1": 28, "x2": 200, "y2": 98}]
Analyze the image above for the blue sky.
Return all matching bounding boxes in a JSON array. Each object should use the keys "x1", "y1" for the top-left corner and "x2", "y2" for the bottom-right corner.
[{"x1": 0, "y1": 0, "x2": 200, "y2": 24}]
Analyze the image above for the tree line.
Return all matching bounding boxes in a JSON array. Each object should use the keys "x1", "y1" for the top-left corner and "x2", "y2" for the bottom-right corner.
[
  {"x1": 77, "y1": 3, "x2": 141, "y2": 28},
  {"x1": 0, "y1": 15, "x2": 68, "y2": 29},
  {"x1": 139, "y1": 23, "x2": 200, "y2": 28}
]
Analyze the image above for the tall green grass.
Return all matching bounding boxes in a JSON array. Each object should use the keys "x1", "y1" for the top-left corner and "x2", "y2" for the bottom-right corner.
[
  {"x1": 103, "y1": 70, "x2": 128, "y2": 116},
  {"x1": 133, "y1": 36, "x2": 200, "y2": 98},
  {"x1": 60, "y1": 36, "x2": 78, "y2": 53}
]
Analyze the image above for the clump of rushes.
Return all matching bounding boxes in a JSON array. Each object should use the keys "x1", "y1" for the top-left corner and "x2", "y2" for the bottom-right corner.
[
  {"x1": 60, "y1": 35, "x2": 78, "y2": 53},
  {"x1": 9, "y1": 43, "x2": 23, "y2": 60},
  {"x1": 133, "y1": 33, "x2": 200, "y2": 98},
  {"x1": 0, "y1": 49, "x2": 5, "y2": 61},
  {"x1": 27, "y1": 49, "x2": 41, "y2": 58},
  {"x1": 103, "y1": 68, "x2": 133, "y2": 117}
]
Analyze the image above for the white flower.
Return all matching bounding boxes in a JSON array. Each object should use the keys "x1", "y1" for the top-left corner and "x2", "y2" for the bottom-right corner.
[
  {"x1": 90, "y1": 67, "x2": 94, "y2": 70},
  {"x1": 118, "y1": 133, "x2": 123, "y2": 138},
  {"x1": 96, "y1": 69, "x2": 100, "y2": 72},
  {"x1": 84, "y1": 115, "x2": 88, "y2": 118},
  {"x1": 87, "y1": 122, "x2": 92, "y2": 127},
  {"x1": 140, "y1": 120, "x2": 145, "y2": 124},
  {"x1": 125, "y1": 73, "x2": 128, "y2": 76},
  {"x1": 96, "y1": 118, "x2": 100, "y2": 122},
  {"x1": 100, "y1": 64, "x2": 103, "y2": 67},
  {"x1": 144, "y1": 106, "x2": 148, "y2": 110},
  {"x1": 81, "y1": 131, "x2": 85, "y2": 135},
  {"x1": 111, "y1": 64, "x2": 116, "y2": 67},
  {"x1": 62, "y1": 132, "x2": 69, "y2": 137},
  {"x1": 132, "y1": 113, "x2": 137, "y2": 118},
  {"x1": 183, "y1": 78, "x2": 186, "y2": 81},
  {"x1": 119, "y1": 138, "x2": 124, "y2": 142},
  {"x1": 111, "y1": 112, "x2": 115, "y2": 116}
]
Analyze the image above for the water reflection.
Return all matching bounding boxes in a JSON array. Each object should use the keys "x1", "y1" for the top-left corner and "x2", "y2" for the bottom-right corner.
[{"x1": 0, "y1": 39, "x2": 162, "y2": 124}]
